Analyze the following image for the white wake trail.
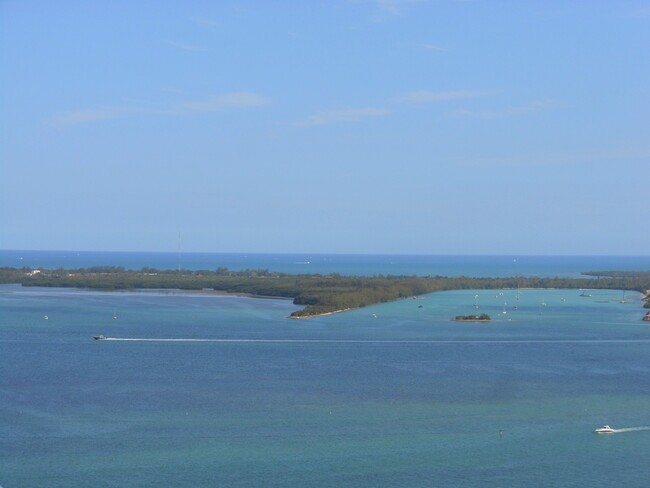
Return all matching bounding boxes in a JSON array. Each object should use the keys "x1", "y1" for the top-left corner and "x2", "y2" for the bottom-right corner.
[
  {"x1": 613, "y1": 427, "x2": 650, "y2": 433},
  {"x1": 97, "y1": 338, "x2": 650, "y2": 345}
]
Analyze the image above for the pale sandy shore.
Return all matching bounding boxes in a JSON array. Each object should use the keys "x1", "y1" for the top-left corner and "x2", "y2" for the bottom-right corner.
[
  {"x1": 109, "y1": 287, "x2": 292, "y2": 301},
  {"x1": 288, "y1": 308, "x2": 352, "y2": 319}
]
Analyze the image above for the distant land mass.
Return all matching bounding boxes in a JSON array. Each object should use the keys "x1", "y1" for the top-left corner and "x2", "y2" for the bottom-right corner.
[
  {"x1": 583, "y1": 270, "x2": 650, "y2": 278},
  {"x1": 1, "y1": 267, "x2": 649, "y2": 318}
]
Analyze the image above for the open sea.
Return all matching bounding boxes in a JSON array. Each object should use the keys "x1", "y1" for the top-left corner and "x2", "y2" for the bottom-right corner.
[
  {"x1": 2, "y1": 249, "x2": 650, "y2": 277},
  {"x1": 2, "y1": 252, "x2": 650, "y2": 487}
]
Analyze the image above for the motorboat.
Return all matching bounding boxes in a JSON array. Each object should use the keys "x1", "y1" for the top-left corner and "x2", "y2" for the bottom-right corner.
[
  {"x1": 594, "y1": 425, "x2": 615, "y2": 434},
  {"x1": 94, "y1": 335, "x2": 106, "y2": 340}
]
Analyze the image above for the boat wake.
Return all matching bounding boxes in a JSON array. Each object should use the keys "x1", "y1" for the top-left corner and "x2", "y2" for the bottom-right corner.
[
  {"x1": 96, "y1": 338, "x2": 650, "y2": 345},
  {"x1": 612, "y1": 427, "x2": 650, "y2": 433}
]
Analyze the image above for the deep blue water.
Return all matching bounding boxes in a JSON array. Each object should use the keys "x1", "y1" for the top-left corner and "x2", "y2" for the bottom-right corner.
[
  {"x1": 1, "y1": 254, "x2": 650, "y2": 486},
  {"x1": 2, "y1": 249, "x2": 650, "y2": 277}
]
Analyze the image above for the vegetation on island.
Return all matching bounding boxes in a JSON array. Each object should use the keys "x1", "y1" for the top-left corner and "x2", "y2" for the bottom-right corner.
[
  {"x1": 582, "y1": 270, "x2": 650, "y2": 279},
  {"x1": 582, "y1": 270, "x2": 650, "y2": 309},
  {"x1": 454, "y1": 313, "x2": 491, "y2": 322},
  {"x1": 1, "y1": 266, "x2": 649, "y2": 317}
]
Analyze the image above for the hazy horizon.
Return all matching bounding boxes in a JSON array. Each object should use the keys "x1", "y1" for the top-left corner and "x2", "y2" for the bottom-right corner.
[{"x1": 2, "y1": 248, "x2": 649, "y2": 258}]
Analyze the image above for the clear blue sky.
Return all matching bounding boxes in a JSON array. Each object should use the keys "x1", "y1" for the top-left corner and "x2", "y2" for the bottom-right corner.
[{"x1": 1, "y1": 1, "x2": 649, "y2": 255}]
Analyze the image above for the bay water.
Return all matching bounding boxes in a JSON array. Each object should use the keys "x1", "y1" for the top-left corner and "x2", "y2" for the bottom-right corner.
[{"x1": 1, "y1": 254, "x2": 650, "y2": 486}]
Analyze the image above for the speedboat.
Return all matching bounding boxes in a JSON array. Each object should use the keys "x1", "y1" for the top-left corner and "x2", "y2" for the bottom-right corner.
[
  {"x1": 94, "y1": 335, "x2": 106, "y2": 340},
  {"x1": 595, "y1": 425, "x2": 615, "y2": 434}
]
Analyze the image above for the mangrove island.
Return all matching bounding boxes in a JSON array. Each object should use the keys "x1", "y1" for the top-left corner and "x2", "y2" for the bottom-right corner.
[
  {"x1": 1, "y1": 266, "x2": 649, "y2": 318},
  {"x1": 454, "y1": 314, "x2": 492, "y2": 322}
]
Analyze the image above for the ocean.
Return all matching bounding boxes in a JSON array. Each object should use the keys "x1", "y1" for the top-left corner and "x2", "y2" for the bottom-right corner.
[
  {"x1": 1, "y1": 253, "x2": 650, "y2": 487},
  {"x1": 2, "y1": 249, "x2": 650, "y2": 277}
]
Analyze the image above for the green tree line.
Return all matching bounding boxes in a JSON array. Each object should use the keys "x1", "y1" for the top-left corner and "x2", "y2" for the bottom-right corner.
[{"x1": 1, "y1": 266, "x2": 649, "y2": 317}]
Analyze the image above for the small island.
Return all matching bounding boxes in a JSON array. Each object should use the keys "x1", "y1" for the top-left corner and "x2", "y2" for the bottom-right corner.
[{"x1": 453, "y1": 313, "x2": 492, "y2": 322}]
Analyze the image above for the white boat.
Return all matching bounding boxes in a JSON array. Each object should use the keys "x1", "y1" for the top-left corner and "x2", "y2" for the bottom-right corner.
[{"x1": 595, "y1": 425, "x2": 615, "y2": 434}]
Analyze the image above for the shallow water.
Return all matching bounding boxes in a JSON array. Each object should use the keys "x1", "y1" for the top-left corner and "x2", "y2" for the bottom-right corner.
[{"x1": 2, "y1": 283, "x2": 649, "y2": 486}]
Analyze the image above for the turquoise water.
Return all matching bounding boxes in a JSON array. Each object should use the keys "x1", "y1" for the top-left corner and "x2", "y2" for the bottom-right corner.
[
  {"x1": 2, "y1": 281, "x2": 650, "y2": 487},
  {"x1": 2, "y1": 250, "x2": 650, "y2": 277}
]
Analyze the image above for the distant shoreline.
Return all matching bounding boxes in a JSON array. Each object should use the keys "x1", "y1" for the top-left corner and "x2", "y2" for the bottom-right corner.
[
  {"x1": 172, "y1": 289, "x2": 292, "y2": 301},
  {"x1": 3, "y1": 250, "x2": 650, "y2": 281},
  {"x1": 1, "y1": 266, "x2": 649, "y2": 318}
]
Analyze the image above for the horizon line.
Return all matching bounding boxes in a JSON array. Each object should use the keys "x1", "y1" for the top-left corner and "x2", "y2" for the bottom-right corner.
[{"x1": 1, "y1": 249, "x2": 649, "y2": 258}]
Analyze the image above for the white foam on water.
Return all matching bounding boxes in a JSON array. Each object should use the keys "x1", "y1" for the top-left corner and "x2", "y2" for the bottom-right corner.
[
  {"x1": 613, "y1": 427, "x2": 650, "y2": 433},
  {"x1": 99, "y1": 338, "x2": 650, "y2": 345}
]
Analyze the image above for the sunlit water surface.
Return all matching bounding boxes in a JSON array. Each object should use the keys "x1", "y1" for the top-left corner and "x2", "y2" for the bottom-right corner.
[{"x1": 1, "y1": 275, "x2": 650, "y2": 486}]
